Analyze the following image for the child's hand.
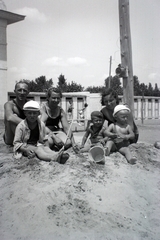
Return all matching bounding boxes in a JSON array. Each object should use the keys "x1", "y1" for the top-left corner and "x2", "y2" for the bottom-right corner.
[
  {"x1": 99, "y1": 139, "x2": 106, "y2": 146},
  {"x1": 80, "y1": 145, "x2": 84, "y2": 149},
  {"x1": 72, "y1": 144, "x2": 80, "y2": 154},
  {"x1": 121, "y1": 135, "x2": 129, "y2": 141},
  {"x1": 110, "y1": 133, "x2": 118, "y2": 139},
  {"x1": 26, "y1": 149, "x2": 36, "y2": 159}
]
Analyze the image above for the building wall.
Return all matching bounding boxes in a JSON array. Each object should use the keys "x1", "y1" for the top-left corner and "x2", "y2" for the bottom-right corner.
[{"x1": 0, "y1": 18, "x2": 7, "y2": 119}]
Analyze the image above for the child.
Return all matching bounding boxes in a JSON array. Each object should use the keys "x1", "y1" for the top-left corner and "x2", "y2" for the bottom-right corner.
[
  {"x1": 67, "y1": 99, "x2": 73, "y2": 122},
  {"x1": 80, "y1": 111, "x2": 108, "y2": 152},
  {"x1": 105, "y1": 105, "x2": 137, "y2": 164},
  {"x1": 13, "y1": 100, "x2": 69, "y2": 164}
]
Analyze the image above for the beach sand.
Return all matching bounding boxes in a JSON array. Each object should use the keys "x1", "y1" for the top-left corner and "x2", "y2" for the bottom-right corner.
[{"x1": 0, "y1": 121, "x2": 160, "y2": 240}]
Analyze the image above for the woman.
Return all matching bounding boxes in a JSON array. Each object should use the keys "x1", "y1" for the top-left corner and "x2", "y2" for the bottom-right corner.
[
  {"x1": 40, "y1": 88, "x2": 79, "y2": 153},
  {"x1": 100, "y1": 88, "x2": 139, "y2": 143}
]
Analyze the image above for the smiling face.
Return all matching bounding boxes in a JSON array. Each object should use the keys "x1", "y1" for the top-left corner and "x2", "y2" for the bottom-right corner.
[
  {"x1": 48, "y1": 92, "x2": 61, "y2": 106},
  {"x1": 103, "y1": 94, "x2": 117, "y2": 110},
  {"x1": 14, "y1": 83, "x2": 29, "y2": 101},
  {"x1": 114, "y1": 110, "x2": 129, "y2": 126},
  {"x1": 24, "y1": 110, "x2": 40, "y2": 123}
]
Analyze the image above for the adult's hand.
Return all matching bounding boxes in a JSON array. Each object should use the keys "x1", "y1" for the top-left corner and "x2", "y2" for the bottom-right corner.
[{"x1": 53, "y1": 136, "x2": 64, "y2": 148}]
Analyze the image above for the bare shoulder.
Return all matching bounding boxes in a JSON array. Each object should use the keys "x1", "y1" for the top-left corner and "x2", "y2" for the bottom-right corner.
[{"x1": 4, "y1": 100, "x2": 14, "y2": 109}]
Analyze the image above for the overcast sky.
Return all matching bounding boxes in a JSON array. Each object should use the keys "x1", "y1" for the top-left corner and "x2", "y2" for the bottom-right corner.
[{"x1": 4, "y1": 0, "x2": 160, "y2": 91}]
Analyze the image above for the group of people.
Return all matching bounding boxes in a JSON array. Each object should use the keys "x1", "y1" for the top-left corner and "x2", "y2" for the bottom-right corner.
[{"x1": 3, "y1": 80, "x2": 139, "y2": 165}]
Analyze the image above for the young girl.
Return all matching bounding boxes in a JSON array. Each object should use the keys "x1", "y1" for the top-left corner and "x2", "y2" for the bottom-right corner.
[
  {"x1": 13, "y1": 100, "x2": 69, "y2": 164},
  {"x1": 105, "y1": 105, "x2": 137, "y2": 164}
]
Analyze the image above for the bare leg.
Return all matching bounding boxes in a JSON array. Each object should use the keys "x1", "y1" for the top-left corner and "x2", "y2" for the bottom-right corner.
[
  {"x1": 119, "y1": 147, "x2": 137, "y2": 164},
  {"x1": 35, "y1": 145, "x2": 69, "y2": 164},
  {"x1": 47, "y1": 131, "x2": 72, "y2": 151},
  {"x1": 105, "y1": 140, "x2": 115, "y2": 156},
  {"x1": 56, "y1": 131, "x2": 72, "y2": 150},
  {"x1": 4, "y1": 122, "x2": 17, "y2": 145}
]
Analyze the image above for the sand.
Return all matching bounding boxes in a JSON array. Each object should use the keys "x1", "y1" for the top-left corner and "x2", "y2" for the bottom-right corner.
[{"x1": 0, "y1": 122, "x2": 160, "y2": 240}]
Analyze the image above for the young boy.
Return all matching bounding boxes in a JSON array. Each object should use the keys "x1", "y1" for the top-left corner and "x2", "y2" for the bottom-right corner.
[
  {"x1": 80, "y1": 111, "x2": 108, "y2": 152},
  {"x1": 105, "y1": 105, "x2": 137, "y2": 164},
  {"x1": 13, "y1": 100, "x2": 69, "y2": 164}
]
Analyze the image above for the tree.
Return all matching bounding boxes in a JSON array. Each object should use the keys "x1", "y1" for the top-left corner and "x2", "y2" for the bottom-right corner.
[
  {"x1": 133, "y1": 75, "x2": 141, "y2": 96},
  {"x1": 105, "y1": 75, "x2": 122, "y2": 95},
  {"x1": 65, "y1": 81, "x2": 84, "y2": 92},
  {"x1": 28, "y1": 76, "x2": 53, "y2": 92},
  {"x1": 153, "y1": 83, "x2": 160, "y2": 96},
  {"x1": 57, "y1": 74, "x2": 67, "y2": 92},
  {"x1": 139, "y1": 83, "x2": 147, "y2": 96},
  {"x1": 85, "y1": 86, "x2": 105, "y2": 93},
  {"x1": 146, "y1": 82, "x2": 154, "y2": 96}
]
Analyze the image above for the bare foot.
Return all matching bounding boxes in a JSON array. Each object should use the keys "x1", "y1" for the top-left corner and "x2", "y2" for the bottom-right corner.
[{"x1": 128, "y1": 157, "x2": 137, "y2": 165}]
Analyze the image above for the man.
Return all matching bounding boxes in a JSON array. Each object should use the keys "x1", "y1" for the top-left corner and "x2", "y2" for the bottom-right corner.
[{"x1": 4, "y1": 80, "x2": 29, "y2": 145}]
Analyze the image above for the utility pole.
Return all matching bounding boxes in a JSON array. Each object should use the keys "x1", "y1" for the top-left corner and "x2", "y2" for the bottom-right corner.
[
  {"x1": 108, "y1": 56, "x2": 112, "y2": 88},
  {"x1": 118, "y1": 0, "x2": 134, "y2": 115}
]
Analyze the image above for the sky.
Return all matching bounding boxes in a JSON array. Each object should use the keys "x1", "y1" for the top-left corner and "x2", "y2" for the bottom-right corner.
[{"x1": 3, "y1": 0, "x2": 160, "y2": 91}]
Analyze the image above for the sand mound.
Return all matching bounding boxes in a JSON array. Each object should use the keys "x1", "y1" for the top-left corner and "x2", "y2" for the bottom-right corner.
[{"x1": 0, "y1": 131, "x2": 160, "y2": 240}]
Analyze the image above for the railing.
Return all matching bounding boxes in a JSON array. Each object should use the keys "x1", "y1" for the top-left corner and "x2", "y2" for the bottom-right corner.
[{"x1": 8, "y1": 92, "x2": 160, "y2": 120}]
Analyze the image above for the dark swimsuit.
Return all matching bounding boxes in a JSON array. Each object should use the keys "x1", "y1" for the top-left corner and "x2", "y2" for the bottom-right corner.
[
  {"x1": 13, "y1": 99, "x2": 26, "y2": 119},
  {"x1": 44, "y1": 103, "x2": 62, "y2": 131}
]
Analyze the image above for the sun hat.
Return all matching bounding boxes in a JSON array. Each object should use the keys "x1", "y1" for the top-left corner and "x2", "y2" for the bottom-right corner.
[
  {"x1": 23, "y1": 100, "x2": 40, "y2": 111},
  {"x1": 91, "y1": 111, "x2": 103, "y2": 119},
  {"x1": 113, "y1": 104, "x2": 130, "y2": 117}
]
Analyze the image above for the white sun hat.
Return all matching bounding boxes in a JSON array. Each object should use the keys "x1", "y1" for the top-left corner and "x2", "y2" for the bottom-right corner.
[
  {"x1": 113, "y1": 104, "x2": 130, "y2": 117},
  {"x1": 23, "y1": 100, "x2": 40, "y2": 111}
]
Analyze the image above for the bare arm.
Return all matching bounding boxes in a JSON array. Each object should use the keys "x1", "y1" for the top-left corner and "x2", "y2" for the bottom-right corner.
[
  {"x1": 106, "y1": 124, "x2": 118, "y2": 139},
  {"x1": 81, "y1": 130, "x2": 90, "y2": 148},
  {"x1": 123, "y1": 125, "x2": 135, "y2": 140},
  {"x1": 4, "y1": 102, "x2": 23, "y2": 125},
  {"x1": 40, "y1": 104, "x2": 48, "y2": 123},
  {"x1": 60, "y1": 109, "x2": 79, "y2": 152}
]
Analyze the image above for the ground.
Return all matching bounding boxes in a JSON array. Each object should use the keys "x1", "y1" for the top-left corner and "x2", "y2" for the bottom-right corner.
[{"x1": 0, "y1": 120, "x2": 160, "y2": 240}]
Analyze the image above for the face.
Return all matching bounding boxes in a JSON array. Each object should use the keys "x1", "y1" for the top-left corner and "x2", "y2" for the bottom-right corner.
[
  {"x1": 24, "y1": 111, "x2": 39, "y2": 123},
  {"x1": 115, "y1": 110, "x2": 129, "y2": 125},
  {"x1": 48, "y1": 92, "x2": 61, "y2": 105},
  {"x1": 103, "y1": 94, "x2": 117, "y2": 110},
  {"x1": 92, "y1": 117, "x2": 104, "y2": 128},
  {"x1": 14, "y1": 83, "x2": 29, "y2": 101}
]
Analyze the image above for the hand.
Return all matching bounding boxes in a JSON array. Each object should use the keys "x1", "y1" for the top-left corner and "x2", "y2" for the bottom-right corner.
[
  {"x1": 72, "y1": 144, "x2": 80, "y2": 154},
  {"x1": 99, "y1": 139, "x2": 106, "y2": 146},
  {"x1": 54, "y1": 136, "x2": 64, "y2": 148},
  {"x1": 110, "y1": 134, "x2": 118, "y2": 139},
  {"x1": 80, "y1": 145, "x2": 84, "y2": 149},
  {"x1": 121, "y1": 135, "x2": 128, "y2": 141},
  {"x1": 26, "y1": 149, "x2": 36, "y2": 159}
]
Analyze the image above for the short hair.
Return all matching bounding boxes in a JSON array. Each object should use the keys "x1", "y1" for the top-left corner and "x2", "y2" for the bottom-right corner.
[
  {"x1": 46, "y1": 87, "x2": 62, "y2": 100},
  {"x1": 91, "y1": 111, "x2": 104, "y2": 120},
  {"x1": 14, "y1": 80, "x2": 29, "y2": 91},
  {"x1": 101, "y1": 88, "x2": 119, "y2": 105}
]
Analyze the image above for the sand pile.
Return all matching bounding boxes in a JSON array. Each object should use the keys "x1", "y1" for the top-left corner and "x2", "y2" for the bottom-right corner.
[{"x1": 0, "y1": 130, "x2": 160, "y2": 240}]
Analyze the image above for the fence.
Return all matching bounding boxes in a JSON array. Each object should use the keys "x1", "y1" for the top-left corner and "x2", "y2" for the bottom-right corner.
[{"x1": 8, "y1": 92, "x2": 160, "y2": 121}]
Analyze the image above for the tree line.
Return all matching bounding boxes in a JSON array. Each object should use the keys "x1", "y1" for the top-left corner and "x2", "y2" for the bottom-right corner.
[{"x1": 22, "y1": 74, "x2": 160, "y2": 97}]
